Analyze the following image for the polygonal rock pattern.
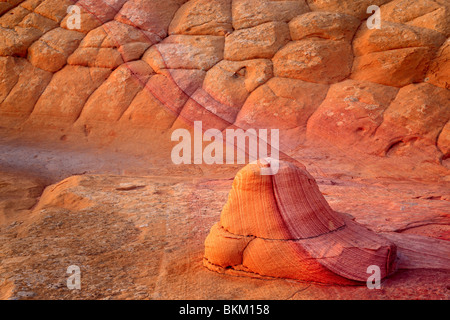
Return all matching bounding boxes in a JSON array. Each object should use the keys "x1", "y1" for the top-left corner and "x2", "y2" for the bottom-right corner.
[
  {"x1": 76, "y1": 60, "x2": 153, "y2": 124},
  {"x1": 273, "y1": 38, "x2": 353, "y2": 84},
  {"x1": 142, "y1": 35, "x2": 224, "y2": 72},
  {"x1": 351, "y1": 22, "x2": 446, "y2": 87},
  {"x1": 26, "y1": 65, "x2": 112, "y2": 128},
  {"x1": 0, "y1": 0, "x2": 449, "y2": 164},
  {"x1": 169, "y1": 0, "x2": 233, "y2": 36},
  {"x1": 289, "y1": 11, "x2": 360, "y2": 41},
  {"x1": 235, "y1": 77, "x2": 328, "y2": 130},
  {"x1": 120, "y1": 68, "x2": 206, "y2": 128},
  {"x1": 204, "y1": 160, "x2": 398, "y2": 284},
  {"x1": 352, "y1": 22, "x2": 446, "y2": 56},
  {"x1": 232, "y1": 0, "x2": 310, "y2": 30},
  {"x1": 306, "y1": 80, "x2": 399, "y2": 147},
  {"x1": 203, "y1": 59, "x2": 273, "y2": 113},
  {"x1": 28, "y1": 27, "x2": 84, "y2": 72},
  {"x1": 306, "y1": 0, "x2": 391, "y2": 19},
  {"x1": 0, "y1": 59, "x2": 53, "y2": 126},
  {"x1": 224, "y1": 21, "x2": 291, "y2": 61},
  {"x1": 379, "y1": 0, "x2": 450, "y2": 36},
  {"x1": 438, "y1": 121, "x2": 450, "y2": 159},
  {"x1": 351, "y1": 47, "x2": 436, "y2": 87}
]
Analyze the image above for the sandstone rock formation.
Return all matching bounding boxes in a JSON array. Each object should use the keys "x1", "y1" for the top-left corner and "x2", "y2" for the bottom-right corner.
[
  {"x1": 1, "y1": 170, "x2": 448, "y2": 299},
  {"x1": 204, "y1": 159, "x2": 397, "y2": 285},
  {"x1": 0, "y1": 0, "x2": 448, "y2": 165},
  {"x1": 0, "y1": 0, "x2": 449, "y2": 299}
]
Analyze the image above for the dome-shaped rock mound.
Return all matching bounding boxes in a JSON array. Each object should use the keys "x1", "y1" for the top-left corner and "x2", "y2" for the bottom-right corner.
[{"x1": 204, "y1": 159, "x2": 397, "y2": 285}]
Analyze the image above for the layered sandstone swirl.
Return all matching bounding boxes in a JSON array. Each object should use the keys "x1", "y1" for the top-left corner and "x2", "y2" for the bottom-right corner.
[{"x1": 0, "y1": 0, "x2": 449, "y2": 164}]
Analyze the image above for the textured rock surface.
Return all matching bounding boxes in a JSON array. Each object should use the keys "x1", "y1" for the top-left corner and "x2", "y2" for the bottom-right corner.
[
  {"x1": 371, "y1": 83, "x2": 450, "y2": 157},
  {"x1": 235, "y1": 77, "x2": 328, "y2": 131},
  {"x1": 169, "y1": 0, "x2": 232, "y2": 36},
  {"x1": 224, "y1": 21, "x2": 290, "y2": 61},
  {"x1": 307, "y1": 80, "x2": 399, "y2": 147},
  {"x1": 289, "y1": 11, "x2": 360, "y2": 42},
  {"x1": 205, "y1": 160, "x2": 397, "y2": 285},
  {"x1": 0, "y1": 0, "x2": 449, "y2": 300},
  {"x1": 0, "y1": 156, "x2": 448, "y2": 299},
  {"x1": 273, "y1": 39, "x2": 353, "y2": 84},
  {"x1": 351, "y1": 22, "x2": 446, "y2": 87},
  {"x1": 0, "y1": 0, "x2": 448, "y2": 165}
]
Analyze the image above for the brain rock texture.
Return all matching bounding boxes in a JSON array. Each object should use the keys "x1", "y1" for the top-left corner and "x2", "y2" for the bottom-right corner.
[{"x1": 0, "y1": 0, "x2": 449, "y2": 161}]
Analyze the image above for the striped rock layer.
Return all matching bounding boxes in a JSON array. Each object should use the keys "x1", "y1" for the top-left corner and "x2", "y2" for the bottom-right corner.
[{"x1": 204, "y1": 160, "x2": 397, "y2": 285}]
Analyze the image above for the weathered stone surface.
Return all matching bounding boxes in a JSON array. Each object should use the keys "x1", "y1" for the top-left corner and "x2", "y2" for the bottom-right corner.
[
  {"x1": 34, "y1": 0, "x2": 72, "y2": 22},
  {"x1": 273, "y1": 39, "x2": 353, "y2": 84},
  {"x1": 380, "y1": 0, "x2": 450, "y2": 36},
  {"x1": 381, "y1": 232, "x2": 450, "y2": 270},
  {"x1": 61, "y1": 0, "x2": 128, "y2": 34},
  {"x1": 372, "y1": 83, "x2": 450, "y2": 156},
  {"x1": 142, "y1": 35, "x2": 224, "y2": 72},
  {"x1": 28, "y1": 27, "x2": 85, "y2": 72},
  {"x1": 27, "y1": 66, "x2": 111, "y2": 127},
  {"x1": 0, "y1": 0, "x2": 450, "y2": 302},
  {"x1": 0, "y1": 2, "x2": 18, "y2": 15},
  {"x1": 306, "y1": 80, "x2": 399, "y2": 147},
  {"x1": 18, "y1": 11, "x2": 57, "y2": 32},
  {"x1": 406, "y1": 7, "x2": 450, "y2": 37},
  {"x1": 0, "y1": 171, "x2": 45, "y2": 227},
  {"x1": 232, "y1": 0, "x2": 310, "y2": 30},
  {"x1": 306, "y1": 0, "x2": 391, "y2": 19},
  {"x1": 203, "y1": 59, "x2": 273, "y2": 112},
  {"x1": 115, "y1": 0, "x2": 183, "y2": 39},
  {"x1": 350, "y1": 22, "x2": 446, "y2": 87},
  {"x1": 0, "y1": 0, "x2": 447, "y2": 166},
  {"x1": 120, "y1": 69, "x2": 205, "y2": 129},
  {"x1": 0, "y1": 56, "x2": 27, "y2": 104},
  {"x1": 0, "y1": 5, "x2": 30, "y2": 28},
  {"x1": 235, "y1": 77, "x2": 328, "y2": 130},
  {"x1": 224, "y1": 21, "x2": 290, "y2": 61},
  {"x1": 98, "y1": 20, "x2": 158, "y2": 49},
  {"x1": 437, "y1": 121, "x2": 450, "y2": 159},
  {"x1": 68, "y1": 47, "x2": 125, "y2": 69},
  {"x1": 0, "y1": 26, "x2": 44, "y2": 57},
  {"x1": 352, "y1": 22, "x2": 446, "y2": 56},
  {"x1": 172, "y1": 88, "x2": 233, "y2": 130},
  {"x1": 0, "y1": 170, "x2": 448, "y2": 299},
  {"x1": 67, "y1": 21, "x2": 157, "y2": 69},
  {"x1": 20, "y1": 0, "x2": 44, "y2": 12},
  {"x1": 76, "y1": 61, "x2": 153, "y2": 123},
  {"x1": 351, "y1": 47, "x2": 436, "y2": 87},
  {"x1": 205, "y1": 160, "x2": 397, "y2": 284},
  {"x1": 169, "y1": 0, "x2": 232, "y2": 36},
  {"x1": 289, "y1": 11, "x2": 360, "y2": 42},
  {"x1": 0, "y1": 60, "x2": 52, "y2": 124},
  {"x1": 426, "y1": 38, "x2": 450, "y2": 89}
]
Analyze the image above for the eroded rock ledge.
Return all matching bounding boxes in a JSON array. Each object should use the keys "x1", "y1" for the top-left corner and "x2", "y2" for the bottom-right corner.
[{"x1": 0, "y1": 0, "x2": 449, "y2": 165}]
